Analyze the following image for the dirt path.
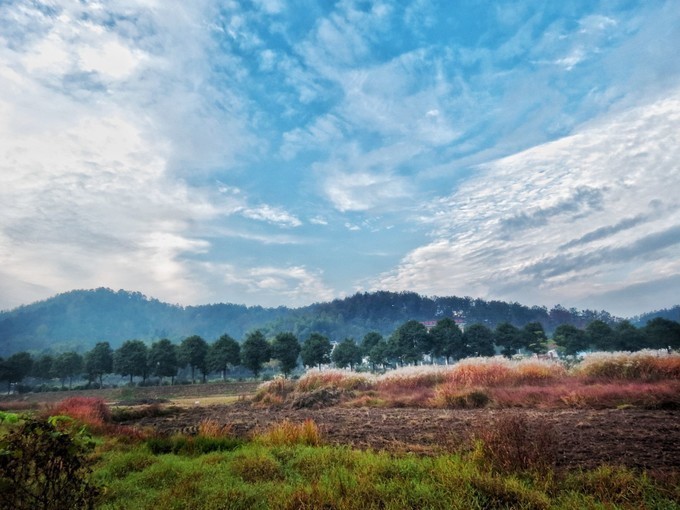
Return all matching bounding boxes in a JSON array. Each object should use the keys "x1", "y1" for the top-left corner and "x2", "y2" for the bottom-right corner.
[{"x1": 124, "y1": 404, "x2": 680, "y2": 471}]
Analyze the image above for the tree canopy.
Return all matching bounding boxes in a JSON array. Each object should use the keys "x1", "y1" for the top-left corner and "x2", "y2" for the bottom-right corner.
[
  {"x1": 270, "y1": 332, "x2": 300, "y2": 377},
  {"x1": 240, "y1": 330, "x2": 271, "y2": 377},
  {"x1": 301, "y1": 333, "x2": 332, "y2": 369}
]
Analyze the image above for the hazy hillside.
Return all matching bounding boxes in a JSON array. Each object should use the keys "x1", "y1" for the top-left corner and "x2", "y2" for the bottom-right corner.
[{"x1": 0, "y1": 287, "x2": 647, "y2": 356}]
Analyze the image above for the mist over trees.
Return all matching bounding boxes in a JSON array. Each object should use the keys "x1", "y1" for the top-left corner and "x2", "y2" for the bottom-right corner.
[
  {"x1": 1, "y1": 288, "x2": 656, "y2": 357},
  {"x1": 1, "y1": 314, "x2": 678, "y2": 394}
]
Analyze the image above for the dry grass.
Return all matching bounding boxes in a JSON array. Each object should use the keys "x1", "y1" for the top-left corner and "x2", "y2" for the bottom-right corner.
[
  {"x1": 376, "y1": 365, "x2": 446, "y2": 391},
  {"x1": 445, "y1": 357, "x2": 566, "y2": 387},
  {"x1": 575, "y1": 350, "x2": 680, "y2": 380},
  {"x1": 198, "y1": 418, "x2": 234, "y2": 438},
  {"x1": 254, "y1": 419, "x2": 322, "y2": 446},
  {"x1": 297, "y1": 370, "x2": 372, "y2": 392},
  {"x1": 469, "y1": 412, "x2": 557, "y2": 472},
  {"x1": 256, "y1": 352, "x2": 680, "y2": 410}
]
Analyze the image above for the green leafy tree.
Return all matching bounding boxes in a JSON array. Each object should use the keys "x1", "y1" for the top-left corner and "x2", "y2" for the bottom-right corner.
[
  {"x1": 331, "y1": 337, "x2": 362, "y2": 370},
  {"x1": 179, "y1": 335, "x2": 209, "y2": 383},
  {"x1": 643, "y1": 318, "x2": 680, "y2": 351},
  {"x1": 361, "y1": 332, "x2": 385, "y2": 371},
  {"x1": 148, "y1": 339, "x2": 178, "y2": 384},
  {"x1": 430, "y1": 318, "x2": 465, "y2": 363},
  {"x1": 301, "y1": 333, "x2": 332, "y2": 369},
  {"x1": 0, "y1": 352, "x2": 33, "y2": 393},
  {"x1": 494, "y1": 322, "x2": 523, "y2": 358},
  {"x1": 361, "y1": 332, "x2": 383, "y2": 357},
  {"x1": 389, "y1": 320, "x2": 428, "y2": 366},
  {"x1": 522, "y1": 322, "x2": 548, "y2": 354},
  {"x1": 463, "y1": 324, "x2": 495, "y2": 357},
  {"x1": 613, "y1": 320, "x2": 645, "y2": 351},
  {"x1": 84, "y1": 342, "x2": 113, "y2": 387},
  {"x1": 240, "y1": 330, "x2": 271, "y2": 377},
  {"x1": 585, "y1": 320, "x2": 616, "y2": 351},
  {"x1": 113, "y1": 340, "x2": 149, "y2": 384},
  {"x1": 207, "y1": 334, "x2": 241, "y2": 380},
  {"x1": 553, "y1": 324, "x2": 588, "y2": 355},
  {"x1": 31, "y1": 354, "x2": 54, "y2": 382},
  {"x1": 270, "y1": 332, "x2": 300, "y2": 377},
  {"x1": 52, "y1": 352, "x2": 83, "y2": 389}
]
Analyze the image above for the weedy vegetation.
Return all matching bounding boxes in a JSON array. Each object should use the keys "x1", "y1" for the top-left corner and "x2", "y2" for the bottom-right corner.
[
  {"x1": 255, "y1": 351, "x2": 680, "y2": 410},
  {"x1": 1, "y1": 352, "x2": 678, "y2": 509}
]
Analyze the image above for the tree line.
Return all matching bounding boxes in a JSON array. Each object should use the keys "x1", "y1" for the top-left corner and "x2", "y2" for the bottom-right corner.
[{"x1": 1, "y1": 316, "x2": 678, "y2": 393}]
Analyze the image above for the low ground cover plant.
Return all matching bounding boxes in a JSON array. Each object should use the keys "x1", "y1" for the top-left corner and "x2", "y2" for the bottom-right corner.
[{"x1": 91, "y1": 434, "x2": 679, "y2": 510}]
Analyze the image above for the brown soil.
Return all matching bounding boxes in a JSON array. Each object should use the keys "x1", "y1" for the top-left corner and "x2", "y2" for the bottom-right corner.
[{"x1": 123, "y1": 402, "x2": 680, "y2": 471}]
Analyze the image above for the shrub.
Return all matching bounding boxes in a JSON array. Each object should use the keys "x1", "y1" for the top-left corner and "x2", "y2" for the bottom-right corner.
[
  {"x1": 432, "y1": 386, "x2": 490, "y2": 408},
  {"x1": 46, "y1": 397, "x2": 111, "y2": 429},
  {"x1": 0, "y1": 418, "x2": 100, "y2": 510},
  {"x1": 469, "y1": 413, "x2": 557, "y2": 472}
]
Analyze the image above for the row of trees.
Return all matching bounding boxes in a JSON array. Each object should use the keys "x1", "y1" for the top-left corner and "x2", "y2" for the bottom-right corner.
[{"x1": 1, "y1": 317, "x2": 678, "y2": 392}]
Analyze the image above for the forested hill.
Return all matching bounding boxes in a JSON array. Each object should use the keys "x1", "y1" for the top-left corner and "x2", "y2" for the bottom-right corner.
[{"x1": 0, "y1": 287, "x2": 655, "y2": 356}]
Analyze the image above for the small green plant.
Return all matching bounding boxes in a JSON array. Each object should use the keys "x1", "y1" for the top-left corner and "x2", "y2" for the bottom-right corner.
[
  {"x1": 0, "y1": 418, "x2": 100, "y2": 510},
  {"x1": 0, "y1": 411, "x2": 20, "y2": 424}
]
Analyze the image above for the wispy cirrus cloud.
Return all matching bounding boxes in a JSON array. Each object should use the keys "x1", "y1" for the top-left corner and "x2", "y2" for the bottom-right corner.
[
  {"x1": 2, "y1": 0, "x2": 680, "y2": 316},
  {"x1": 372, "y1": 90, "x2": 680, "y2": 316}
]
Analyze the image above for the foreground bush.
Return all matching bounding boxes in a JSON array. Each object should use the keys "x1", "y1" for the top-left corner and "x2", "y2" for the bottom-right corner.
[{"x1": 0, "y1": 418, "x2": 100, "y2": 510}]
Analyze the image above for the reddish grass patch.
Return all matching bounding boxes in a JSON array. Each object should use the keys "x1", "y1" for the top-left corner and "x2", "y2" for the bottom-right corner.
[
  {"x1": 46, "y1": 397, "x2": 111, "y2": 428},
  {"x1": 490, "y1": 380, "x2": 680, "y2": 409}
]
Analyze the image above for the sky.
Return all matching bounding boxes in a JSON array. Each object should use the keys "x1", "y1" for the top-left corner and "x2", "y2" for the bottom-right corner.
[{"x1": 1, "y1": 0, "x2": 679, "y2": 317}]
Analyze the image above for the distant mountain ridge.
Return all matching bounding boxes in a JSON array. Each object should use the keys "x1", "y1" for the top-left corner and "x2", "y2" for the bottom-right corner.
[{"x1": 0, "y1": 288, "x2": 675, "y2": 356}]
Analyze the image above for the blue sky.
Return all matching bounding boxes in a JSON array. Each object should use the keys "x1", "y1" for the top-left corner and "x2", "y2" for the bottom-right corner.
[{"x1": 1, "y1": 0, "x2": 679, "y2": 317}]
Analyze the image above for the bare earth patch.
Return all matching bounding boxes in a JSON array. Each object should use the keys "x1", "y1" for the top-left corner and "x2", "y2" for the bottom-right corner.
[{"x1": 121, "y1": 402, "x2": 680, "y2": 471}]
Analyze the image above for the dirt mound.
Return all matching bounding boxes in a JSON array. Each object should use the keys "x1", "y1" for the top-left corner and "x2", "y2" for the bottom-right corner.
[{"x1": 289, "y1": 388, "x2": 344, "y2": 409}]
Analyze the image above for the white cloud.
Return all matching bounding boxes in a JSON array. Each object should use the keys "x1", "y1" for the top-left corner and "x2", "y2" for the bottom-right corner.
[
  {"x1": 236, "y1": 204, "x2": 302, "y2": 228},
  {"x1": 0, "y1": 0, "x2": 258, "y2": 309},
  {"x1": 373, "y1": 90, "x2": 680, "y2": 316},
  {"x1": 203, "y1": 263, "x2": 334, "y2": 307},
  {"x1": 324, "y1": 169, "x2": 410, "y2": 213}
]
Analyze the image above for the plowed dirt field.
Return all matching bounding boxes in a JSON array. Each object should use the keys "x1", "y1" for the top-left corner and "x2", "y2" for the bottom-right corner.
[{"x1": 122, "y1": 403, "x2": 680, "y2": 471}]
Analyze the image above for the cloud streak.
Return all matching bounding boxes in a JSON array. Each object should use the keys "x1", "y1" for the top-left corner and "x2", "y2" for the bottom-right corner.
[{"x1": 373, "y1": 90, "x2": 680, "y2": 316}]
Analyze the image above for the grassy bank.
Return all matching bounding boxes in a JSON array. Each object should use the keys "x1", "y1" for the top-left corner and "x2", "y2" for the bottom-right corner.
[{"x1": 92, "y1": 439, "x2": 678, "y2": 509}]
